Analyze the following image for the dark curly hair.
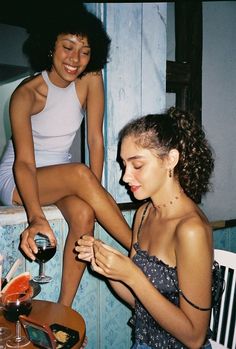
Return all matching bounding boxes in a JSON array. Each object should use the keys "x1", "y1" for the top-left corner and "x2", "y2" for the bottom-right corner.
[
  {"x1": 118, "y1": 107, "x2": 215, "y2": 203},
  {"x1": 23, "y1": 5, "x2": 111, "y2": 77}
]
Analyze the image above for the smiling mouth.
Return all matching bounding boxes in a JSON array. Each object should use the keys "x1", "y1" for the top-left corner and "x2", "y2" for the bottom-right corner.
[{"x1": 64, "y1": 64, "x2": 78, "y2": 73}]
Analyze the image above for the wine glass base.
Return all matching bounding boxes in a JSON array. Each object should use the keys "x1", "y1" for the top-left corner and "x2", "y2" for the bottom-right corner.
[
  {"x1": 7, "y1": 336, "x2": 30, "y2": 348},
  {"x1": 33, "y1": 275, "x2": 52, "y2": 284}
]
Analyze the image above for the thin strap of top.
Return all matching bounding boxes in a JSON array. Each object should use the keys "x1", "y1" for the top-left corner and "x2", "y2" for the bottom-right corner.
[
  {"x1": 137, "y1": 201, "x2": 151, "y2": 238},
  {"x1": 42, "y1": 70, "x2": 53, "y2": 87}
]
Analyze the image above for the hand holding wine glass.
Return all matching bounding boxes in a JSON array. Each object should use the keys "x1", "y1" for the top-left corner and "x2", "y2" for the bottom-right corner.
[
  {"x1": 20, "y1": 217, "x2": 56, "y2": 262},
  {"x1": 33, "y1": 235, "x2": 57, "y2": 284},
  {"x1": 2, "y1": 291, "x2": 32, "y2": 348}
]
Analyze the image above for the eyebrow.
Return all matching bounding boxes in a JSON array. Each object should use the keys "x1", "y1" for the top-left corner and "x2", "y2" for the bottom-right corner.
[
  {"x1": 62, "y1": 38, "x2": 90, "y2": 48},
  {"x1": 123, "y1": 155, "x2": 145, "y2": 162}
]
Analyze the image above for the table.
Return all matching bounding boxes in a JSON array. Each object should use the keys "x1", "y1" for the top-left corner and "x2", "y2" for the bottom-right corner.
[{"x1": 0, "y1": 300, "x2": 86, "y2": 348}]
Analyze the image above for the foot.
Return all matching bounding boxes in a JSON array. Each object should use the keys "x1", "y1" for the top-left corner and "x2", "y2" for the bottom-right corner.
[{"x1": 80, "y1": 336, "x2": 88, "y2": 348}]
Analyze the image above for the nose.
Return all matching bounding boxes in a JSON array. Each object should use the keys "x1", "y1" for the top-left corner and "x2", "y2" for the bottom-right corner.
[
  {"x1": 122, "y1": 167, "x2": 132, "y2": 184},
  {"x1": 69, "y1": 51, "x2": 79, "y2": 64}
]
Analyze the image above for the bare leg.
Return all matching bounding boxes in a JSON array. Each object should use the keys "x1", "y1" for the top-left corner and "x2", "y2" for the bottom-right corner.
[
  {"x1": 13, "y1": 163, "x2": 132, "y2": 249},
  {"x1": 69, "y1": 164, "x2": 132, "y2": 249},
  {"x1": 56, "y1": 196, "x2": 95, "y2": 306}
]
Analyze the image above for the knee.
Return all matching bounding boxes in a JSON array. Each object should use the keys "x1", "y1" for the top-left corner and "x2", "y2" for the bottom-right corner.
[
  {"x1": 75, "y1": 163, "x2": 98, "y2": 184},
  {"x1": 68, "y1": 202, "x2": 95, "y2": 233},
  {"x1": 78, "y1": 203, "x2": 95, "y2": 223}
]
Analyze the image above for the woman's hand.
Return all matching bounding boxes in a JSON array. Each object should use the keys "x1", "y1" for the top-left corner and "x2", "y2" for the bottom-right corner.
[
  {"x1": 76, "y1": 235, "x2": 95, "y2": 262},
  {"x1": 20, "y1": 216, "x2": 56, "y2": 261},
  {"x1": 91, "y1": 240, "x2": 135, "y2": 284}
]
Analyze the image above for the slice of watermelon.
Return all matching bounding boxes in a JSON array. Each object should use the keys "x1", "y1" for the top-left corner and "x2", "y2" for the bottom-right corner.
[{"x1": 1, "y1": 271, "x2": 32, "y2": 297}]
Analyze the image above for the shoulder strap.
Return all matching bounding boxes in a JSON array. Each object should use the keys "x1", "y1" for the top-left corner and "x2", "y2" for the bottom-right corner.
[
  {"x1": 171, "y1": 260, "x2": 225, "y2": 311},
  {"x1": 41, "y1": 70, "x2": 49, "y2": 85},
  {"x1": 137, "y1": 201, "x2": 150, "y2": 238}
]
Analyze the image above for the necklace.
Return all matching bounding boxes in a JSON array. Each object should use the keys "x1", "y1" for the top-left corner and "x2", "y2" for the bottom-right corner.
[{"x1": 154, "y1": 188, "x2": 184, "y2": 209}]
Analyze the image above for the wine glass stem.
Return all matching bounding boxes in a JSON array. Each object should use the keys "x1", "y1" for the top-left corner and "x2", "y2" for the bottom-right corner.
[
  {"x1": 39, "y1": 262, "x2": 46, "y2": 277},
  {"x1": 15, "y1": 321, "x2": 21, "y2": 341}
]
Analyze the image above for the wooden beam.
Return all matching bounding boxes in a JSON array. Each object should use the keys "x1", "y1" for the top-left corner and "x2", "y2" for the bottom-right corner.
[
  {"x1": 175, "y1": 0, "x2": 203, "y2": 124},
  {"x1": 166, "y1": 60, "x2": 191, "y2": 91}
]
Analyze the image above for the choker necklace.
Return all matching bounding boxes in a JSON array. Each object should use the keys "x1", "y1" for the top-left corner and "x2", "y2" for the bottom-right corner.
[{"x1": 154, "y1": 188, "x2": 184, "y2": 209}]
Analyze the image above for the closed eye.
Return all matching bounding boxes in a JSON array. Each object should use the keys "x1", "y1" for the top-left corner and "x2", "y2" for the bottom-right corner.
[
  {"x1": 81, "y1": 51, "x2": 90, "y2": 56},
  {"x1": 63, "y1": 46, "x2": 72, "y2": 51}
]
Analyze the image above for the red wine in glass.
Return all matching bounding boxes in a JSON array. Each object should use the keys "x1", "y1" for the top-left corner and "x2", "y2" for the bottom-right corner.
[
  {"x1": 3, "y1": 292, "x2": 32, "y2": 348},
  {"x1": 36, "y1": 245, "x2": 56, "y2": 263},
  {"x1": 33, "y1": 236, "x2": 57, "y2": 284},
  {"x1": 4, "y1": 299, "x2": 32, "y2": 322}
]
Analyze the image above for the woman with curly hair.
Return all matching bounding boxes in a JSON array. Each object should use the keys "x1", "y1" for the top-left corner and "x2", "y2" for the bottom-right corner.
[
  {"x1": 0, "y1": 6, "x2": 132, "y2": 309},
  {"x1": 76, "y1": 107, "x2": 215, "y2": 348}
]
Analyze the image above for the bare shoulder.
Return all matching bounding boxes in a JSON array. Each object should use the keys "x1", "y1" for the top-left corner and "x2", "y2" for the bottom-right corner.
[
  {"x1": 10, "y1": 73, "x2": 46, "y2": 109},
  {"x1": 86, "y1": 71, "x2": 103, "y2": 80},
  {"x1": 76, "y1": 71, "x2": 103, "y2": 87},
  {"x1": 17, "y1": 73, "x2": 39, "y2": 87},
  {"x1": 11, "y1": 81, "x2": 35, "y2": 106},
  {"x1": 75, "y1": 72, "x2": 104, "y2": 108},
  {"x1": 175, "y1": 210, "x2": 212, "y2": 249}
]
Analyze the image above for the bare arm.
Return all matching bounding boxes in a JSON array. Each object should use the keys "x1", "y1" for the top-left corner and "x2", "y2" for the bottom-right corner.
[
  {"x1": 76, "y1": 234, "x2": 136, "y2": 307},
  {"x1": 91, "y1": 208, "x2": 144, "y2": 307},
  {"x1": 10, "y1": 86, "x2": 56, "y2": 258},
  {"x1": 92, "y1": 245, "x2": 136, "y2": 308},
  {"x1": 86, "y1": 72, "x2": 104, "y2": 181}
]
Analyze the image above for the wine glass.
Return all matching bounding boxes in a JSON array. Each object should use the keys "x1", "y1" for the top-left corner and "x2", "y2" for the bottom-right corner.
[
  {"x1": 2, "y1": 292, "x2": 32, "y2": 348},
  {"x1": 33, "y1": 236, "x2": 56, "y2": 284},
  {"x1": 0, "y1": 297, "x2": 12, "y2": 344}
]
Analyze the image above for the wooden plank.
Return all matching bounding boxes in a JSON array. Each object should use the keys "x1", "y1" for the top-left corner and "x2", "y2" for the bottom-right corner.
[
  {"x1": 142, "y1": 3, "x2": 167, "y2": 114},
  {"x1": 105, "y1": 3, "x2": 167, "y2": 202}
]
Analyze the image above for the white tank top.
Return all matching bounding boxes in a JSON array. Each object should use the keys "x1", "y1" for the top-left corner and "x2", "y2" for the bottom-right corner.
[{"x1": 31, "y1": 70, "x2": 84, "y2": 153}]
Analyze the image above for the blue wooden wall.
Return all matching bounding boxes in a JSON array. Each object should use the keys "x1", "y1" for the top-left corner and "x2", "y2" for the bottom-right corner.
[{"x1": 85, "y1": 3, "x2": 167, "y2": 202}]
